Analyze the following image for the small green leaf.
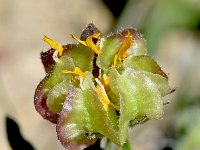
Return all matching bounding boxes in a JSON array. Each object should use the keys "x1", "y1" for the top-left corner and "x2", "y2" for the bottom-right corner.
[
  {"x1": 109, "y1": 68, "x2": 165, "y2": 144},
  {"x1": 127, "y1": 37, "x2": 147, "y2": 56},
  {"x1": 47, "y1": 79, "x2": 72, "y2": 113},
  {"x1": 56, "y1": 87, "x2": 96, "y2": 150},
  {"x1": 43, "y1": 55, "x2": 75, "y2": 89},
  {"x1": 123, "y1": 55, "x2": 168, "y2": 78},
  {"x1": 66, "y1": 44, "x2": 94, "y2": 72},
  {"x1": 97, "y1": 38, "x2": 121, "y2": 70},
  {"x1": 82, "y1": 75, "x2": 120, "y2": 145},
  {"x1": 121, "y1": 68, "x2": 163, "y2": 119}
]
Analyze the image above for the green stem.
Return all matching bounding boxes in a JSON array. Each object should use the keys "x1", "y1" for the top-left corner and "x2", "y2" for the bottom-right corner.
[{"x1": 122, "y1": 139, "x2": 131, "y2": 150}]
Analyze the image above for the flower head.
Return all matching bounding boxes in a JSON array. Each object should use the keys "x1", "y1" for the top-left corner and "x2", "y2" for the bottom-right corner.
[{"x1": 34, "y1": 23, "x2": 174, "y2": 149}]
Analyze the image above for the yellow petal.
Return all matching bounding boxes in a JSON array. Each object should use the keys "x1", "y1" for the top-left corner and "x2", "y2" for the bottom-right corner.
[
  {"x1": 71, "y1": 33, "x2": 102, "y2": 55},
  {"x1": 43, "y1": 36, "x2": 63, "y2": 56},
  {"x1": 62, "y1": 67, "x2": 85, "y2": 79},
  {"x1": 113, "y1": 31, "x2": 134, "y2": 66}
]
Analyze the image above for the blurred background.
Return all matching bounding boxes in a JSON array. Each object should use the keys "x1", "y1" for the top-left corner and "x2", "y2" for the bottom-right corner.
[{"x1": 0, "y1": 0, "x2": 200, "y2": 149}]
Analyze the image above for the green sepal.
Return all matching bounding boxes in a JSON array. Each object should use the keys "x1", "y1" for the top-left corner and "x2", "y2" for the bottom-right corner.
[
  {"x1": 57, "y1": 73, "x2": 121, "y2": 149},
  {"x1": 56, "y1": 87, "x2": 96, "y2": 149},
  {"x1": 66, "y1": 44, "x2": 94, "y2": 72},
  {"x1": 109, "y1": 68, "x2": 166, "y2": 144},
  {"x1": 97, "y1": 38, "x2": 121, "y2": 70},
  {"x1": 47, "y1": 79, "x2": 72, "y2": 113},
  {"x1": 123, "y1": 55, "x2": 168, "y2": 78},
  {"x1": 127, "y1": 37, "x2": 147, "y2": 56},
  {"x1": 81, "y1": 73, "x2": 120, "y2": 145},
  {"x1": 43, "y1": 55, "x2": 75, "y2": 89},
  {"x1": 45, "y1": 44, "x2": 94, "y2": 113},
  {"x1": 121, "y1": 68, "x2": 163, "y2": 119}
]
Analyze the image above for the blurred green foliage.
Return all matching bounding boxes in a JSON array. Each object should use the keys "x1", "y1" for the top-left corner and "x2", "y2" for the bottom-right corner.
[
  {"x1": 174, "y1": 107, "x2": 200, "y2": 150},
  {"x1": 144, "y1": 0, "x2": 200, "y2": 54},
  {"x1": 116, "y1": 0, "x2": 200, "y2": 54}
]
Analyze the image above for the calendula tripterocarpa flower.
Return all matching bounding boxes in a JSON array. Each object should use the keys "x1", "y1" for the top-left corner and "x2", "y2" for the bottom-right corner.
[{"x1": 34, "y1": 24, "x2": 174, "y2": 150}]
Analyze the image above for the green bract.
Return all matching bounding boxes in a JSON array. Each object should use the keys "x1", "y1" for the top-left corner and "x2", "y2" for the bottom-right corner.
[{"x1": 34, "y1": 24, "x2": 173, "y2": 150}]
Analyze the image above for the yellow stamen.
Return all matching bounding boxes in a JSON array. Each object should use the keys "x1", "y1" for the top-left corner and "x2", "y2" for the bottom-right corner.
[
  {"x1": 62, "y1": 67, "x2": 85, "y2": 80},
  {"x1": 96, "y1": 85, "x2": 110, "y2": 111},
  {"x1": 99, "y1": 74, "x2": 110, "y2": 91},
  {"x1": 113, "y1": 31, "x2": 134, "y2": 66},
  {"x1": 43, "y1": 36, "x2": 63, "y2": 56},
  {"x1": 95, "y1": 78, "x2": 119, "y2": 111},
  {"x1": 103, "y1": 74, "x2": 110, "y2": 91},
  {"x1": 110, "y1": 101, "x2": 120, "y2": 111},
  {"x1": 71, "y1": 33, "x2": 102, "y2": 55}
]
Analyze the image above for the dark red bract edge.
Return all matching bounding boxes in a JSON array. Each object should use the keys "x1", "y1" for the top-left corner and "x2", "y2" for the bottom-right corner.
[
  {"x1": 34, "y1": 78, "x2": 59, "y2": 124},
  {"x1": 109, "y1": 28, "x2": 144, "y2": 41},
  {"x1": 35, "y1": 44, "x2": 77, "y2": 123},
  {"x1": 41, "y1": 48, "x2": 55, "y2": 73},
  {"x1": 80, "y1": 23, "x2": 101, "y2": 41}
]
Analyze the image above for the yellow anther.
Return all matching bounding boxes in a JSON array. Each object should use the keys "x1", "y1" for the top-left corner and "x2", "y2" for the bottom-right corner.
[
  {"x1": 62, "y1": 67, "x2": 85, "y2": 80},
  {"x1": 99, "y1": 74, "x2": 110, "y2": 91},
  {"x1": 103, "y1": 74, "x2": 110, "y2": 91},
  {"x1": 96, "y1": 85, "x2": 110, "y2": 111},
  {"x1": 110, "y1": 101, "x2": 120, "y2": 111},
  {"x1": 113, "y1": 31, "x2": 134, "y2": 66},
  {"x1": 43, "y1": 36, "x2": 63, "y2": 56},
  {"x1": 95, "y1": 78, "x2": 119, "y2": 112},
  {"x1": 71, "y1": 33, "x2": 102, "y2": 55}
]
